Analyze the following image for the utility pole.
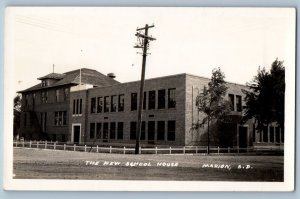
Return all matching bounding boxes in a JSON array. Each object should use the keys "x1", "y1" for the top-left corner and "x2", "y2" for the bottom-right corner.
[{"x1": 134, "y1": 24, "x2": 156, "y2": 154}]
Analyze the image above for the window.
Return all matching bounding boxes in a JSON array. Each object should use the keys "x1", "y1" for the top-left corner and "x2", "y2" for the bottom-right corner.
[
  {"x1": 117, "y1": 122, "x2": 124, "y2": 140},
  {"x1": 148, "y1": 90, "x2": 156, "y2": 109},
  {"x1": 79, "y1": 99, "x2": 82, "y2": 114},
  {"x1": 130, "y1": 122, "x2": 137, "y2": 140},
  {"x1": 236, "y1": 95, "x2": 242, "y2": 112},
  {"x1": 167, "y1": 120, "x2": 176, "y2": 141},
  {"x1": 76, "y1": 99, "x2": 79, "y2": 114},
  {"x1": 41, "y1": 80, "x2": 48, "y2": 87},
  {"x1": 90, "y1": 123, "x2": 95, "y2": 139},
  {"x1": 103, "y1": 123, "x2": 109, "y2": 141},
  {"x1": 91, "y1": 98, "x2": 96, "y2": 113},
  {"x1": 41, "y1": 91, "x2": 48, "y2": 103},
  {"x1": 96, "y1": 123, "x2": 102, "y2": 139},
  {"x1": 131, "y1": 93, "x2": 137, "y2": 111},
  {"x1": 64, "y1": 88, "x2": 69, "y2": 101},
  {"x1": 73, "y1": 98, "x2": 82, "y2": 115},
  {"x1": 143, "y1": 92, "x2": 147, "y2": 110},
  {"x1": 111, "y1": 95, "x2": 117, "y2": 112},
  {"x1": 157, "y1": 121, "x2": 165, "y2": 140},
  {"x1": 54, "y1": 111, "x2": 67, "y2": 126},
  {"x1": 158, "y1": 89, "x2": 166, "y2": 109},
  {"x1": 97, "y1": 97, "x2": 102, "y2": 113},
  {"x1": 118, "y1": 94, "x2": 124, "y2": 112},
  {"x1": 168, "y1": 88, "x2": 176, "y2": 108},
  {"x1": 141, "y1": 121, "x2": 146, "y2": 140},
  {"x1": 56, "y1": 90, "x2": 60, "y2": 102},
  {"x1": 148, "y1": 121, "x2": 155, "y2": 141},
  {"x1": 73, "y1": 100, "x2": 76, "y2": 114},
  {"x1": 263, "y1": 126, "x2": 268, "y2": 142},
  {"x1": 228, "y1": 94, "x2": 234, "y2": 111},
  {"x1": 104, "y1": 96, "x2": 110, "y2": 112},
  {"x1": 33, "y1": 93, "x2": 35, "y2": 106},
  {"x1": 25, "y1": 94, "x2": 29, "y2": 107},
  {"x1": 110, "y1": 122, "x2": 116, "y2": 139}
]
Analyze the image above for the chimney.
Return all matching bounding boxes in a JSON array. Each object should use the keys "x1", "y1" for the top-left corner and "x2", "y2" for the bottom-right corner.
[{"x1": 107, "y1": 73, "x2": 116, "y2": 79}]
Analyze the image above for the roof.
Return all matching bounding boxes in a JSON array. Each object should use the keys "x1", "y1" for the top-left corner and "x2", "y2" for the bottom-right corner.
[
  {"x1": 37, "y1": 73, "x2": 65, "y2": 80},
  {"x1": 18, "y1": 68, "x2": 120, "y2": 93}
]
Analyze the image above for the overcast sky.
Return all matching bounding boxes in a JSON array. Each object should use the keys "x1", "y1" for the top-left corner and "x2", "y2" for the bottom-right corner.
[{"x1": 6, "y1": 7, "x2": 295, "y2": 93}]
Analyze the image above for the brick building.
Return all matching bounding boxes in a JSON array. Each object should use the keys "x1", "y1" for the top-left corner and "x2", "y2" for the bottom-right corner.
[
  {"x1": 18, "y1": 69, "x2": 284, "y2": 148},
  {"x1": 18, "y1": 68, "x2": 119, "y2": 141}
]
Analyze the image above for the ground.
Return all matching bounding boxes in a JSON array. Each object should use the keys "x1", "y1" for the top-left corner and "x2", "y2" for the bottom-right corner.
[{"x1": 13, "y1": 148, "x2": 283, "y2": 181}]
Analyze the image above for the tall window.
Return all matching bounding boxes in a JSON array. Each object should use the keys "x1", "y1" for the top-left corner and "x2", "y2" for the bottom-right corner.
[
  {"x1": 143, "y1": 92, "x2": 147, "y2": 110},
  {"x1": 103, "y1": 123, "x2": 109, "y2": 141},
  {"x1": 110, "y1": 122, "x2": 116, "y2": 139},
  {"x1": 111, "y1": 95, "x2": 117, "y2": 112},
  {"x1": 117, "y1": 122, "x2": 124, "y2": 140},
  {"x1": 158, "y1": 89, "x2": 166, "y2": 109},
  {"x1": 263, "y1": 126, "x2": 268, "y2": 142},
  {"x1": 96, "y1": 123, "x2": 102, "y2": 139},
  {"x1": 104, "y1": 96, "x2": 110, "y2": 112},
  {"x1": 157, "y1": 121, "x2": 165, "y2": 140},
  {"x1": 168, "y1": 88, "x2": 176, "y2": 108},
  {"x1": 64, "y1": 88, "x2": 69, "y2": 101},
  {"x1": 118, "y1": 94, "x2": 124, "y2": 112},
  {"x1": 54, "y1": 111, "x2": 67, "y2": 126},
  {"x1": 141, "y1": 121, "x2": 146, "y2": 140},
  {"x1": 56, "y1": 90, "x2": 60, "y2": 102},
  {"x1": 79, "y1": 99, "x2": 82, "y2": 114},
  {"x1": 236, "y1": 95, "x2": 242, "y2": 112},
  {"x1": 91, "y1": 97, "x2": 96, "y2": 113},
  {"x1": 148, "y1": 90, "x2": 156, "y2": 109},
  {"x1": 97, "y1": 97, "x2": 103, "y2": 113},
  {"x1": 41, "y1": 91, "x2": 48, "y2": 103},
  {"x1": 131, "y1": 93, "x2": 137, "y2": 111},
  {"x1": 228, "y1": 94, "x2": 234, "y2": 111},
  {"x1": 73, "y1": 100, "x2": 76, "y2": 114},
  {"x1": 167, "y1": 120, "x2": 176, "y2": 141},
  {"x1": 90, "y1": 123, "x2": 95, "y2": 139},
  {"x1": 130, "y1": 122, "x2": 137, "y2": 140},
  {"x1": 25, "y1": 94, "x2": 29, "y2": 107}
]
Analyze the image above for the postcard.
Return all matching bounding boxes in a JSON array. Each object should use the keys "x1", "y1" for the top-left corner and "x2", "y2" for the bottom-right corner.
[{"x1": 3, "y1": 7, "x2": 295, "y2": 191}]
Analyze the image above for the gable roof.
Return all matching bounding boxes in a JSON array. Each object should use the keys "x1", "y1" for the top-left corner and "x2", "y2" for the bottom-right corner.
[{"x1": 18, "y1": 68, "x2": 120, "y2": 93}]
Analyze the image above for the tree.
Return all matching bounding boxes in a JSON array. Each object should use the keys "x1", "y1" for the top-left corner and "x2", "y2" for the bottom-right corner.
[
  {"x1": 13, "y1": 94, "x2": 22, "y2": 139},
  {"x1": 193, "y1": 68, "x2": 231, "y2": 154},
  {"x1": 243, "y1": 59, "x2": 285, "y2": 131}
]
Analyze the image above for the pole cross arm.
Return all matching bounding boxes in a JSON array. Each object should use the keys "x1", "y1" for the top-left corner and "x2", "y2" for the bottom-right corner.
[
  {"x1": 135, "y1": 32, "x2": 156, "y2": 41},
  {"x1": 136, "y1": 24, "x2": 155, "y2": 31}
]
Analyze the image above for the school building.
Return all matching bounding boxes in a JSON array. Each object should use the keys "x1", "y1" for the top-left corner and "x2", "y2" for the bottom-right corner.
[{"x1": 18, "y1": 68, "x2": 284, "y2": 149}]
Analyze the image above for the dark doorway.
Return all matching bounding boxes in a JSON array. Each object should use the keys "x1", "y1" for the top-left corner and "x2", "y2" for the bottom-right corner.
[
  {"x1": 73, "y1": 125, "x2": 80, "y2": 144},
  {"x1": 148, "y1": 121, "x2": 155, "y2": 144},
  {"x1": 239, "y1": 126, "x2": 248, "y2": 150}
]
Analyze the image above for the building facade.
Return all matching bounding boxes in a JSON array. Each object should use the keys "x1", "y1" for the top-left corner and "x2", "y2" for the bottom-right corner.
[{"x1": 18, "y1": 69, "x2": 284, "y2": 148}]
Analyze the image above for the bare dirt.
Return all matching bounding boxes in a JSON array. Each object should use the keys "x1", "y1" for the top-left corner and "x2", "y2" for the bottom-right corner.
[{"x1": 13, "y1": 148, "x2": 283, "y2": 181}]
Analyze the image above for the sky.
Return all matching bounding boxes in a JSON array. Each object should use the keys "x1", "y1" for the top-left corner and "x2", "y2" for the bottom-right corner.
[{"x1": 5, "y1": 7, "x2": 295, "y2": 93}]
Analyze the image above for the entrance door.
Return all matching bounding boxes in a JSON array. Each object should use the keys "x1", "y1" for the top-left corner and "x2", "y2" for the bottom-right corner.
[
  {"x1": 239, "y1": 126, "x2": 248, "y2": 150},
  {"x1": 73, "y1": 125, "x2": 80, "y2": 144},
  {"x1": 148, "y1": 121, "x2": 155, "y2": 144}
]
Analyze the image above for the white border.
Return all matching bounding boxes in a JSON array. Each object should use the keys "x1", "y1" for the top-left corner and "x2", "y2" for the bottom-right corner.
[{"x1": 3, "y1": 7, "x2": 295, "y2": 191}]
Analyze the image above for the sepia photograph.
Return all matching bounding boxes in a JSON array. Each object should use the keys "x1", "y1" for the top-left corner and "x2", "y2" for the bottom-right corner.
[{"x1": 3, "y1": 7, "x2": 295, "y2": 191}]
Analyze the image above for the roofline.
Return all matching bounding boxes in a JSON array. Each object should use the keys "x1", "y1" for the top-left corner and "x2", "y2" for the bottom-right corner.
[{"x1": 17, "y1": 82, "x2": 77, "y2": 93}]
